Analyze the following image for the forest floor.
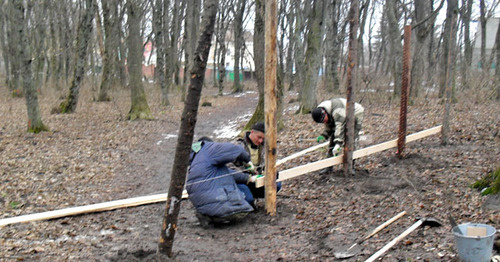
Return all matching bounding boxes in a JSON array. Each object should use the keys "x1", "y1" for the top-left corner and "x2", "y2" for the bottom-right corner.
[{"x1": 0, "y1": 81, "x2": 499, "y2": 262}]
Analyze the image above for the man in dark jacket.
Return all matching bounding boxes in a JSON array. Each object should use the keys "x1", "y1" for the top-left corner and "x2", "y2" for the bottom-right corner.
[{"x1": 186, "y1": 137, "x2": 257, "y2": 227}]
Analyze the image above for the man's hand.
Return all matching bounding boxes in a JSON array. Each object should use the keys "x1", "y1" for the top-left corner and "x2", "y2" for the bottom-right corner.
[
  {"x1": 332, "y1": 144, "x2": 342, "y2": 156},
  {"x1": 317, "y1": 135, "x2": 326, "y2": 143},
  {"x1": 247, "y1": 174, "x2": 263, "y2": 184},
  {"x1": 244, "y1": 161, "x2": 256, "y2": 174}
]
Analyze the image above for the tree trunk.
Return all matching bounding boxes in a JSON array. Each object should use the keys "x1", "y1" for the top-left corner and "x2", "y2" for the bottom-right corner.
[
  {"x1": 411, "y1": 0, "x2": 433, "y2": 98},
  {"x1": 343, "y1": 0, "x2": 359, "y2": 176},
  {"x1": 126, "y1": 0, "x2": 153, "y2": 120},
  {"x1": 441, "y1": 0, "x2": 458, "y2": 145},
  {"x1": 167, "y1": 0, "x2": 181, "y2": 90},
  {"x1": 479, "y1": 0, "x2": 487, "y2": 72},
  {"x1": 495, "y1": 19, "x2": 500, "y2": 100},
  {"x1": 460, "y1": 0, "x2": 473, "y2": 89},
  {"x1": 13, "y1": 0, "x2": 48, "y2": 133},
  {"x1": 0, "y1": 1, "x2": 11, "y2": 87},
  {"x1": 154, "y1": 0, "x2": 170, "y2": 106},
  {"x1": 324, "y1": 0, "x2": 340, "y2": 93},
  {"x1": 438, "y1": 0, "x2": 458, "y2": 98},
  {"x1": 97, "y1": 0, "x2": 115, "y2": 101},
  {"x1": 232, "y1": 0, "x2": 246, "y2": 93},
  {"x1": 157, "y1": 0, "x2": 218, "y2": 257},
  {"x1": 386, "y1": 0, "x2": 402, "y2": 96},
  {"x1": 7, "y1": 0, "x2": 21, "y2": 94},
  {"x1": 298, "y1": 0, "x2": 324, "y2": 114},
  {"x1": 243, "y1": 0, "x2": 266, "y2": 130},
  {"x1": 59, "y1": 0, "x2": 96, "y2": 113},
  {"x1": 182, "y1": 0, "x2": 201, "y2": 101}
]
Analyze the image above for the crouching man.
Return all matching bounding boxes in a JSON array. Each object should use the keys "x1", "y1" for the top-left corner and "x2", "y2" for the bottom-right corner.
[{"x1": 186, "y1": 137, "x2": 258, "y2": 228}]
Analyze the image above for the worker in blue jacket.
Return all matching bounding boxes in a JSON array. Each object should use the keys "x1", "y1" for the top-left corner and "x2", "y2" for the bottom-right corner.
[{"x1": 186, "y1": 137, "x2": 258, "y2": 227}]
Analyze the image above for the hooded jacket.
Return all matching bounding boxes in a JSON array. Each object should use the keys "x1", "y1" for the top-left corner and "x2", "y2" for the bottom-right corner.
[{"x1": 186, "y1": 141, "x2": 254, "y2": 217}]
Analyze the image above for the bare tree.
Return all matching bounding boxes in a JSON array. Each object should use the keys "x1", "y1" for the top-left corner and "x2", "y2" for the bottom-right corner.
[
  {"x1": 438, "y1": 0, "x2": 459, "y2": 98},
  {"x1": 13, "y1": 0, "x2": 48, "y2": 133},
  {"x1": 243, "y1": 0, "x2": 265, "y2": 129},
  {"x1": 297, "y1": 0, "x2": 325, "y2": 114},
  {"x1": 126, "y1": 0, "x2": 153, "y2": 120},
  {"x1": 182, "y1": 0, "x2": 201, "y2": 101},
  {"x1": 158, "y1": 0, "x2": 219, "y2": 257},
  {"x1": 153, "y1": 0, "x2": 170, "y2": 106},
  {"x1": 324, "y1": 0, "x2": 341, "y2": 93},
  {"x1": 343, "y1": 0, "x2": 359, "y2": 176},
  {"x1": 495, "y1": 19, "x2": 500, "y2": 100},
  {"x1": 0, "y1": 0, "x2": 11, "y2": 88},
  {"x1": 460, "y1": 0, "x2": 473, "y2": 89},
  {"x1": 232, "y1": 0, "x2": 246, "y2": 93},
  {"x1": 214, "y1": 0, "x2": 232, "y2": 95},
  {"x1": 386, "y1": 0, "x2": 402, "y2": 96},
  {"x1": 58, "y1": 0, "x2": 96, "y2": 113}
]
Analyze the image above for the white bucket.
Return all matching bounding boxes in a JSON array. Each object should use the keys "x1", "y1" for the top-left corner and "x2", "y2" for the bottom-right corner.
[{"x1": 453, "y1": 223, "x2": 496, "y2": 262}]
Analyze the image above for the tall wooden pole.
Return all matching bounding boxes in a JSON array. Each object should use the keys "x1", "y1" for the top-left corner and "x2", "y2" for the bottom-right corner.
[
  {"x1": 397, "y1": 25, "x2": 411, "y2": 158},
  {"x1": 343, "y1": 0, "x2": 359, "y2": 176},
  {"x1": 264, "y1": 0, "x2": 277, "y2": 215}
]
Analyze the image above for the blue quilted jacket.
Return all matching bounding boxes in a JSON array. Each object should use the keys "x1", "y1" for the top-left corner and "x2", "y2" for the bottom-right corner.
[{"x1": 186, "y1": 142, "x2": 254, "y2": 217}]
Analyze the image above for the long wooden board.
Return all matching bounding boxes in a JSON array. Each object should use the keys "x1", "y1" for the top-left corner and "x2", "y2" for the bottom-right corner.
[
  {"x1": 0, "y1": 191, "x2": 188, "y2": 227},
  {"x1": 0, "y1": 126, "x2": 441, "y2": 227},
  {"x1": 255, "y1": 125, "x2": 442, "y2": 187}
]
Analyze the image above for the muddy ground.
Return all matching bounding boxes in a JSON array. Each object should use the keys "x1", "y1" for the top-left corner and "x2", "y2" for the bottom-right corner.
[{"x1": 0, "y1": 82, "x2": 499, "y2": 262}]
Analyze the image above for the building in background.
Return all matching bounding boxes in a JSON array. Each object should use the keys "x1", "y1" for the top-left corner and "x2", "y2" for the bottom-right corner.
[{"x1": 471, "y1": 16, "x2": 499, "y2": 71}]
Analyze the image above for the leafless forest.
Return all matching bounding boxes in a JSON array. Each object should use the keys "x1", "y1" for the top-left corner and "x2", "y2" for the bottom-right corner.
[{"x1": 0, "y1": 0, "x2": 499, "y2": 261}]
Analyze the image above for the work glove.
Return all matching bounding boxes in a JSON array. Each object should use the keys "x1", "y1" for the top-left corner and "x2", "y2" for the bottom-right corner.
[
  {"x1": 332, "y1": 144, "x2": 342, "y2": 156},
  {"x1": 247, "y1": 174, "x2": 263, "y2": 184},
  {"x1": 244, "y1": 161, "x2": 256, "y2": 174},
  {"x1": 317, "y1": 135, "x2": 326, "y2": 143}
]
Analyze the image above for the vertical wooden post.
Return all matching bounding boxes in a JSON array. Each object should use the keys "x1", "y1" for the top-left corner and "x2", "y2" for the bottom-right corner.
[
  {"x1": 397, "y1": 25, "x2": 411, "y2": 158},
  {"x1": 264, "y1": 0, "x2": 277, "y2": 215},
  {"x1": 343, "y1": 0, "x2": 359, "y2": 176}
]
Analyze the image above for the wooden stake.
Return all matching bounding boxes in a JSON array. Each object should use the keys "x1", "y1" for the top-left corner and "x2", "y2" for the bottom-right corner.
[{"x1": 264, "y1": 0, "x2": 278, "y2": 216}]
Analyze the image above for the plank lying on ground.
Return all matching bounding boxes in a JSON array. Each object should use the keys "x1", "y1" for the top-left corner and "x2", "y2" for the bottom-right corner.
[
  {"x1": 0, "y1": 191, "x2": 188, "y2": 227},
  {"x1": 255, "y1": 125, "x2": 442, "y2": 187}
]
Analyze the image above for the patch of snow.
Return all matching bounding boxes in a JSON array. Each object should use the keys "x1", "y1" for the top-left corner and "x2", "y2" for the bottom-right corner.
[
  {"x1": 157, "y1": 133, "x2": 178, "y2": 145},
  {"x1": 213, "y1": 113, "x2": 252, "y2": 139}
]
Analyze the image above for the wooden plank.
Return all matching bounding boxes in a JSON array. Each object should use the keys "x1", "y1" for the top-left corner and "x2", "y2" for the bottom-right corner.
[
  {"x1": 256, "y1": 126, "x2": 442, "y2": 188},
  {"x1": 276, "y1": 141, "x2": 329, "y2": 166},
  {"x1": 0, "y1": 191, "x2": 188, "y2": 227},
  {"x1": 405, "y1": 125, "x2": 441, "y2": 143}
]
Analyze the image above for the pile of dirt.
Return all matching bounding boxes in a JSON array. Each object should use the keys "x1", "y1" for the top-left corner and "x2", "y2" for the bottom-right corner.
[{"x1": 0, "y1": 84, "x2": 499, "y2": 261}]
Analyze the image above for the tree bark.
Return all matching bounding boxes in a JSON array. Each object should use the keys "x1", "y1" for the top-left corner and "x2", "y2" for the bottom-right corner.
[
  {"x1": 126, "y1": 0, "x2": 153, "y2": 120},
  {"x1": 232, "y1": 0, "x2": 246, "y2": 93},
  {"x1": 157, "y1": 0, "x2": 218, "y2": 257},
  {"x1": 343, "y1": 0, "x2": 359, "y2": 176},
  {"x1": 0, "y1": 1, "x2": 11, "y2": 87},
  {"x1": 59, "y1": 0, "x2": 96, "y2": 113},
  {"x1": 411, "y1": 0, "x2": 433, "y2": 98},
  {"x1": 324, "y1": 0, "x2": 340, "y2": 93},
  {"x1": 298, "y1": 0, "x2": 324, "y2": 114},
  {"x1": 441, "y1": 0, "x2": 458, "y2": 145},
  {"x1": 495, "y1": 19, "x2": 500, "y2": 100},
  {"x1": 438, "y1": 0, "x2": 458, "y2": 98},
  {"x1": 460, "y1": 0, "x2": 473, "y2": 89},
  {"x1": 243, "y1": 0, "x2": 265, "y2": 130},
  {"x1": 386, "y1": 0, "x2": 402, "y2": 96},
  {"x1": 13, "y1": 0, "x2": 48, "y2": 133},
  {"x1": 154, "y1": 0, "x2": 170, "y2": 106}
]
